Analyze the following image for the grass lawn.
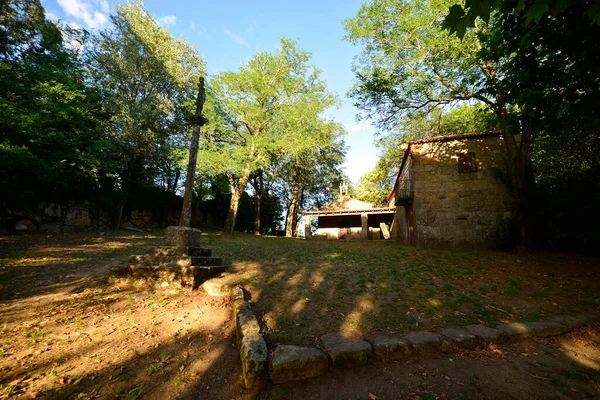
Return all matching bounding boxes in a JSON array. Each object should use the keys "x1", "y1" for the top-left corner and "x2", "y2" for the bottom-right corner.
[
  {"x1": 0, "y1": 229, "x2": 598, "y2": 398},
  {"x1": 206, "y1": 232, "x2": 600, "y2": 347}
]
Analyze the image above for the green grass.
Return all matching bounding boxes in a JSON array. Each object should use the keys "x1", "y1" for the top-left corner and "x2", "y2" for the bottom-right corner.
[{"x1": 205, "y1": 232, "x2": 600, "y2": 345}]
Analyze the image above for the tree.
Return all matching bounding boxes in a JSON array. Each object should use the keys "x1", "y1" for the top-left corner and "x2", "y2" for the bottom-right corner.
[
  {"x1": 344, "y1": 0, "x2": 535, "y2": 243},
  {"x1": 442, "y1": 0, "x2": 600, "y2": 39},
  {"x1": 91, "y1": 1, "x2": 204, "y2": 228},
  {"x1": 0, "y1": 0, "x2": 107, "y2": 212},
  {"x1": 278, "y1": 133, "x2": 346, "y2": 237},
  {"x1": 201, "y1": 38, "x2": 339, "y2": 235}
]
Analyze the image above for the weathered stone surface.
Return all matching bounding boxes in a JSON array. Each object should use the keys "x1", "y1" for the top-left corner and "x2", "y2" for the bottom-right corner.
[
  {"x1": 128, "y1": 254, "x2": 222, "y2": 267},
  {"x1": 369, "y1": 336, "x2": 412, "y2": 361},
  {"x1": 465, "y1": 324, "x2": 506, "y2": 343},
  {"x1": 496, "y1": 321, "x2": 569, "y2": 341},
  {"x1": 201, "y1": 280, "x2": 233, "y2": 297},
  {"x1": 269, "y1": 345, "x2": 329, "y2": 383},
  {"x1": 552, "y1": 314, "x2": 600, "y2": 330},
  {"x1": 146, "y1": 246, "x2": 211, "y2": 257},
  {"x1": 63, "y1": 204, "x2": 90, "y2": 228},
  {"x1": 403, "y1": 331, "x2": 442, "y2": 357},
  {"x1": 240, "y1": 332, "x2": 268, "y2": 389},
  {"x1": 441, "y1": 328, "x2": 479, "y2": 350},
  {"x1": 320, "y1": 333, "x2": 372, "y2": 369},
  {"x1": 237, "y1": 305, "x2": 261, "y2": 339},
  {"x1": 164, "y1": 226, "x2": 201, "y2": 247}
]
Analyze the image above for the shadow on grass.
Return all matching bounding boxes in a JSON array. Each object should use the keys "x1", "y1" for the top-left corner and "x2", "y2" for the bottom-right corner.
[
  {"x1": 205, "y1": 233, "x2": 600, "y2": 348},
  {"x1": 1, "y1": 230, "x2": 599, "y2": 399},
  {"x1": 0, "y1": 231, "x2": 163, "y2": 302}
]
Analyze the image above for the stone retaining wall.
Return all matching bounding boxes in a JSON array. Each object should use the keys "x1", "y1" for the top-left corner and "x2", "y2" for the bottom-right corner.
[{"x1": 216, "y1": 282, "x2": 600, "y2": 389}]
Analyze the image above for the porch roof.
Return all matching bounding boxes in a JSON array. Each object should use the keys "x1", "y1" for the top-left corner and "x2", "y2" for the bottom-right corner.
[{"x1": 304, "y1": 206, "x2": 396, "y2": 217}]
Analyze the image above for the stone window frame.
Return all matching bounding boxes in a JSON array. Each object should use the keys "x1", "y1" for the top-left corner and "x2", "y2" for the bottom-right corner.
[{"x1": 457, "y1": 152, "x2": 477, "y2": 173}]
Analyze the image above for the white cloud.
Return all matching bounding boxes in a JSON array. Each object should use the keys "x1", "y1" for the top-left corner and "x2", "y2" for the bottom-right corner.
[
  {"x1": 189, "y1": 21, "x2": 196, "y2": 31},
  {"x1": 95, "y1": 0, "x2": 109, "y2": 13},
  {"x1": 57, "y1": 0, "x2": 108, "y2": 29},
  {"x1": 247, "y1": 24, "x2": 254, "y2": 35},
  {"x1": 222, "y1": 25, "x2": 247, "y2": 46},
  {"x1": 157, "y1": 15, "x2": 177, "y2": 27}
]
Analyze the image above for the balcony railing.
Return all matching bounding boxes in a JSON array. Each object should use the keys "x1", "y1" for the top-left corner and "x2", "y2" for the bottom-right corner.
[{"x1": 395, "y1": 179, "x2": 414, "y2": 204}]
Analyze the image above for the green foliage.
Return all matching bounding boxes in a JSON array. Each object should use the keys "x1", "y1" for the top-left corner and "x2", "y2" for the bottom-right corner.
[
  {"x1": 0, "y1": 0, "x2": 108, "y2": 210},
  {"x1": 355, "y1": 165, "x2": 391, "y2": 205},
  {"x1": 443, "y1": 0, "x2": 600, "y2": 39},
  {"x1": 90, "y1": 1, "x2": 204, "y2": 209},
  {"x1": 343, "y1": 0, "x2": 493, "y2": 133},
  {"x1": 201, "y1": 38, "x2": 345, "y2": 234}
]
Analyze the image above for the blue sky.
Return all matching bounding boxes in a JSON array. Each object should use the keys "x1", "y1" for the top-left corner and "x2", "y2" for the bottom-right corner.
[{"x1": 42, "y1": 0, "x2": 381, "y2": 185}]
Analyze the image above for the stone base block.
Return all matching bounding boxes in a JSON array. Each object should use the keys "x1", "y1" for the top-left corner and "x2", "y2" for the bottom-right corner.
[
  {"x1": 320, "y1": 333, "x2": 372, "y2": 369},
  {"x1": 403, "y1": 331, "x2": 442, "y2": 357},
  {"x1": 496, "y1": 321, "x2": 569, "y2": 341},
  {"x1": 146, "y1": 246, "x2": 212, "y2": 257},
  {"x1": 370, "y1": 336, "x2": 412, "y2": 361},
  {"x1": 441, "y1": 328, "x2": 479, "y2": 351},
  {"x1": 465, "y1": 324, "x2": 506, "y2": 343},
  {"x1": 164, "y1": 226, "x2": 201, "y2": 247},
  {"x1": 240, "y1": 332, "x2": 268, "y2": 389},
  {"x1": 269, "y1": 345, "x2": 329, "y2": 383}
]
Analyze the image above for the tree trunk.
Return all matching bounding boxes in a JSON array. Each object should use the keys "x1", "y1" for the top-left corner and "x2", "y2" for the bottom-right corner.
[
  {"x1": 292, "y1": 189, "x2": 304, "y2": 237},
  {"x1": 113, "y1": 173, "x2": 130, "y2": 229},
  {"x1": 252, "y1": 170, "x2": 263, "y2": 236},
  {"x1": 494, "y1": 102, "x2": 536, "y2": 247},
  {"x1": 222, "y1": 174, "x2": 250, "y2": 236},
  {"x1": 179, "y1": 77, "x2": 208, "y2": 227},
  {"x1": 286, "y1": 181, "x2": 300, "y2": 237}
]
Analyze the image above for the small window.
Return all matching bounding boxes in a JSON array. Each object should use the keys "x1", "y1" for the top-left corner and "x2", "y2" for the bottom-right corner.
[{"x1": 458, "y1": 152, "x2": 477, "y2": 173}]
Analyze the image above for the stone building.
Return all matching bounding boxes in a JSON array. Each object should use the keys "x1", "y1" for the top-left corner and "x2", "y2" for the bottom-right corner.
[
  {"x1": 389, "y1": 132, "x2": 513, "y2": 247},
  {"x1": 304, "y1": 184, "x2": 396, "y2": 240}
]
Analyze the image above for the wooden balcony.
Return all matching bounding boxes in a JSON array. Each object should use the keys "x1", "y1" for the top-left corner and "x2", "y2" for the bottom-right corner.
[{"x1": 394, "y1": 179, "x2": 413, "y2": 205}]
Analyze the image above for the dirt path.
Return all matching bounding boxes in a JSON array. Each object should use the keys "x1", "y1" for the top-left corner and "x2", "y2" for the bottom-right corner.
[
  {"x1": 1, "y1": 232, "x2": 598, "y2": 399},
  {"x1": 255, "y1": 327, "x2": 600, "y2": 400}
]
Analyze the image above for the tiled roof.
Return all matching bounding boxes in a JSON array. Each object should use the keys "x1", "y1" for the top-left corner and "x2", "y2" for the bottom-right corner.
[{"x1": 406, "y1": 131, "x2": 501, "y2": 145}]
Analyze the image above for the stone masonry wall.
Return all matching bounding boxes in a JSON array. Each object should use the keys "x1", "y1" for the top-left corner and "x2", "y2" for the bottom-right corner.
[{"x1": 410, "y1": 135, "x2": 513, "y2": 247}]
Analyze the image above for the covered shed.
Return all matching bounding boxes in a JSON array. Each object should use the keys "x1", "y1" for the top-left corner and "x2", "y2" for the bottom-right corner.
[{"x1": 303, "y1": 190, "x2": 396, "y2": 240}]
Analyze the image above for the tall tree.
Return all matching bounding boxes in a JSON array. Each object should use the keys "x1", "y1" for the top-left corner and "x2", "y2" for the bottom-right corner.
[
  {"x1": 201, "y1": 38, "x2": 339, "y2": 235},
  {"x1": 91, "y1": 1, "x2": 204, "y2": 228},
  {"x1": 344, "y1": 0, "x2": 535, "y2": 243},
  {"x1": 279, "y1": 136, "x2": 346, "y2": 237},
  {"x1": 0, "y1": 0, "x2": 107, "y2": 211}
]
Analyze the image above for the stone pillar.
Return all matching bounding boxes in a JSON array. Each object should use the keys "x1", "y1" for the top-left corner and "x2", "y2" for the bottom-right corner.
[
  {"x1": 304, "y1": 217, "x2": 312, "y2": 239},
  {"x1": 361, "y1": 213, "x2": 368, "y2": 240},
  {"x1": 164, "y1": 226, "x2": 201, "y2": 247}
]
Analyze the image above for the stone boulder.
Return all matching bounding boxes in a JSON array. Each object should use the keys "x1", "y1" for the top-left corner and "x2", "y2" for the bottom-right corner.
[
  {"x1": 320, "y1": 333, "x2": 372, "y2": 369},
  {"x1": 269, "y1": 345, "x2": 329, "y2": 383}
]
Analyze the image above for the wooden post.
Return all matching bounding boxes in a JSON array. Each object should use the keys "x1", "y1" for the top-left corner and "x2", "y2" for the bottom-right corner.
[{"x1": 361, "y1": 213, "x2": 368, "y2": 240}]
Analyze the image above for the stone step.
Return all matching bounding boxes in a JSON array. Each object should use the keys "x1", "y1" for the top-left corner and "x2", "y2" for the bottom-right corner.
[
  {"x1": 109, "y1": 264, "x2": 231, "y2": 288},
  {"x1": 129, "y1": 254, "x2": 223, "y2": 267},
  {"x1": 145, "y1": 246, "x2": 212, "y2": 257}
]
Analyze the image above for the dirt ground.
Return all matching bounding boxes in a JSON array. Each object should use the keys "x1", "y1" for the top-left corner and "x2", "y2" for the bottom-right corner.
[{"x1": 1, "y1": 232, "x2": 599, "y2": 399}]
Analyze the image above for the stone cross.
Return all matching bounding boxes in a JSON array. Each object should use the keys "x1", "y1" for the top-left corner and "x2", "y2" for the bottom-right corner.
[{"x1": 179, "y1": 77, "x2": 208, "y2": 227}]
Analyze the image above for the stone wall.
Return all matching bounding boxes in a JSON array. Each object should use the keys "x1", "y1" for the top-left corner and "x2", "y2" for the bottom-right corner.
[{"x1": 399, "y1": 135, "x2": 513, "y2": 247}]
